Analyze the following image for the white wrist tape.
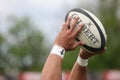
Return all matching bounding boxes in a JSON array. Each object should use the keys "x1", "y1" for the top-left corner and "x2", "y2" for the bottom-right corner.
[
  {"x1": 76, "y1": 56, "x2": 88, "y2": 67},
  {"x1": 50, "y1": 45, "x2": 65, "y2": 59}
]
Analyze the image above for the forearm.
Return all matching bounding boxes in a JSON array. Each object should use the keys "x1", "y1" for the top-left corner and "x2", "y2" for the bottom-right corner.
[
  {"x1": 40, "y1": 16, "x2": 85, "y2": 80},
  {"x1": 69, "y1": 53, "x2": 88, "y2": 80},
  {"x1": 40, "y1": 45, "x2": 65, "y2": 80},
  {"x1": 69, "y1": 63, "x2": 87, "y2": 80},
  {"x1": 40, "y1": 54, "x2": 62, "y2": 80}
]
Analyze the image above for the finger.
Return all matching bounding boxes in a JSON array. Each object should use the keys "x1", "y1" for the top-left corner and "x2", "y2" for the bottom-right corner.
[
  {"x1": 61, "y1": 23, "x2": 67, "y2": 31},
  {"x1": 72, "y1": 41, "x2": 85, "y2": 49},
  {"x1": 79, "y1": 48, "x2": 95, "y2": 59},
  {"x1": 61, "y1": 17, "x2": 71, "y2": 31},
  {"x1": 74, "y1": 23, "x2": 84, "y2": 36},
  {"x1": 90, "y1": 47, "x2": 107, "y2": 54},
  {"x1": 65, "y1": 17, "x2": 71, "y2": 30},
  {"x1": 70, "y1": 17, "x2": 79, "y2": 31}
]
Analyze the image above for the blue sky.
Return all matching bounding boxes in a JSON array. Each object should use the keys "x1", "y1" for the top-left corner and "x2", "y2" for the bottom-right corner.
[{"x1": 0, "y1": 0, "x2": 98, "y2": 42}]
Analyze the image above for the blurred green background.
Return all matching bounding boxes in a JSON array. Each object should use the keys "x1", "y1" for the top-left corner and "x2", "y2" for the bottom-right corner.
[{"x1": 0, "y1": 0, "x2": 120, "y2": 77}]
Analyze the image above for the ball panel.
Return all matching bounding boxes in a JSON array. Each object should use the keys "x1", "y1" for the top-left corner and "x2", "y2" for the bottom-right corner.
[
  {"x1": 69, "y1": 12, "x2": 101, "y2": 48},
  {"x1": 65, "y1": 8, "x2": 106, "y2": 52},
  {"x1": 83, "y1": 9, "x2": 107, "y2": 41}
]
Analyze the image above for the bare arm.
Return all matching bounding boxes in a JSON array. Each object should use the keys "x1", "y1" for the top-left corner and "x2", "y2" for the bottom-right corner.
[
  {"x1": 69, "y1": 49, "x2": 89, "y2": 80},
  {"x1": 40, "y1": 55, "x2": 63, "y2": 80},
  {"x1": 69, "y1": 48, "x2": 106, "y2": 80},
  {"x1": 69, "y1": 63, "x2": 87, "y2": 80},
  {"x1": 40, "y1": 16, "x2": 84, "y2": 80}
]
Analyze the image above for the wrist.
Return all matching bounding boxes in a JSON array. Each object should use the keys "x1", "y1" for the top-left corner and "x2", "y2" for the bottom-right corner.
[
  {"x1": 50, "y1": 44, "x2": 65, "y2": 59},
  {"x1": 76, "y1": 55, "x2": 88, "y2": 67}
]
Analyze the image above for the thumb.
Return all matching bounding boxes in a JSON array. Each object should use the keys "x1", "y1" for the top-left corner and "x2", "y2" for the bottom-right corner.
[{"x1": 73, "y1": 41, "x2": 85, "y2": 49}]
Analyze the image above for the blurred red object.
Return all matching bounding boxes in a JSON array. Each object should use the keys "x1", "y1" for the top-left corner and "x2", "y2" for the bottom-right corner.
[
  {"x1": 20, "y1": 72, "x2": 40, "y2": 80},
  {"x1": 20, "y1": 71, "x2": 70, "y2": 80},
  {"x1": 103, "y1": 70, "x2": 120, "y2": 80},
  {"x1": 0, "y1": 75, "x2": 5, "y2": 80}
]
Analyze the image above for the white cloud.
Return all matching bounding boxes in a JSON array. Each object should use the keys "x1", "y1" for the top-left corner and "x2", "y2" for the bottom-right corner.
[
  {"x1": 0, "y1": 0, "x2": 79, "y2": 30},
  {"x1": 0, "y1": 0, "x2": 98, "y2": 42}
]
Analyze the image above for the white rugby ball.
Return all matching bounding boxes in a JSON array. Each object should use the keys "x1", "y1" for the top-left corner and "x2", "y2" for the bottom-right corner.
[{"x1": 65, "y1": 8, "x2": 107, "y2": 53}]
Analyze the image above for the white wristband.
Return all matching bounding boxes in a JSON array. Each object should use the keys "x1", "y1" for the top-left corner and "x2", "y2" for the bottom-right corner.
[
  {"x1": 50, "y1": 45, "x2": 65, "y2": 59},
  {"x1": 76, "y1": 56, "x2": 88, "y2": 67}
]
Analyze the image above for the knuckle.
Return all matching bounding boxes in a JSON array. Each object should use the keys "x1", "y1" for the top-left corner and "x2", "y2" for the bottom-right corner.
[
  {"x1": 72, "y1": 46, "x2": 76, "y2": 50},
  {"x1": 67, "y1": 30, "x2": 72, "y2": 34},
  {"x1": 63, "y1": 23, "x2": 66, "y2": 27},
  {"x1": 71, "y1": 21, "x2": 76, "y2": 26},
  {"x1": 64, "y1": 23, "x2": 68, "y2": 26}
]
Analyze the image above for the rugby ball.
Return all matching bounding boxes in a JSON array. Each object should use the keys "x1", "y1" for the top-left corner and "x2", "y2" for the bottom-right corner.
[{"x1": 65, "y1": 8, "x2": 107, "y2": 53}]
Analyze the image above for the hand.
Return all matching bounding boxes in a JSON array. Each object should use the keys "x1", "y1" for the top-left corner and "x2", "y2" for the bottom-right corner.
[
  {"x1": 79, "y1": 48, "x2": 106, "y2": 59},
  {"x1": 54, "y1": 16, "x2": 84, "y2": 51}
]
